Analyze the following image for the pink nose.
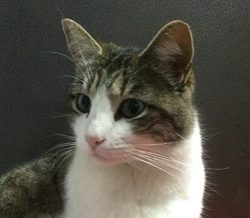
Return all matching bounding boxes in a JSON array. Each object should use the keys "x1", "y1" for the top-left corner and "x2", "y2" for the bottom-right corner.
[{"x1": 86, "y1": 135, "x2": 106, "y2": 150}]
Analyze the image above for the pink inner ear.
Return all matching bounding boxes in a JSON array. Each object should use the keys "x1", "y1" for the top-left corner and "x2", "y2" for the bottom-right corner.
[
  {"x1": 140, "y1": 21, "x2": 193, "y2": 71},
  {"x1": 164, "y1": 22, "x2": 193, "y2": 68}
]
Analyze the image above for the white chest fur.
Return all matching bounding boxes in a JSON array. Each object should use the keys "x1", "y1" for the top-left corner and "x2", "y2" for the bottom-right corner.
[{"x1": 63, "y1": 122, "x2": 205, "y2": 218}]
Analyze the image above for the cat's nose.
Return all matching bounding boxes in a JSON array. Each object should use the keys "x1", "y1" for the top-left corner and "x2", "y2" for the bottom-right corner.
[{"x1": 86, "y1": 135, "x2": 106, "y2": 150}]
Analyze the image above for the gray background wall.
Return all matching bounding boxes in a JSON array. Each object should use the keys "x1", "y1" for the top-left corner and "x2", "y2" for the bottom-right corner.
[{"x1": 0, "y1": 1, "x2": 249, "y2": 217}]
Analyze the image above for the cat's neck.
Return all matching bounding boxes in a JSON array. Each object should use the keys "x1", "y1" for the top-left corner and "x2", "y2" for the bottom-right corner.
[{"x1": 64, "y1": 121, "x2": 203, "y2": 218}]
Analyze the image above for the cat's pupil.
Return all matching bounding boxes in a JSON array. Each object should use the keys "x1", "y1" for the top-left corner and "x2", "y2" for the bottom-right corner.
[
  {"x1": 120, "y1": 99, "x2": 145, "y2": 119},
  {"x1": 75, "y1": 94, "x2": 91, "y2": 113}
]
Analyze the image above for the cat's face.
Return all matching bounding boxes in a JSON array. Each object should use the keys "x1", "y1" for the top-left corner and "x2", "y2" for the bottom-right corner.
[{"x1": 62, "y1": 19, "x2": 195, "y2": 166}]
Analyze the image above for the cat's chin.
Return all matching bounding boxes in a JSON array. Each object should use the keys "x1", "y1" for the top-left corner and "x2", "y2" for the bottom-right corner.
[{"x1": 90, "y1": 149, "x2": 129, "y2": 167}]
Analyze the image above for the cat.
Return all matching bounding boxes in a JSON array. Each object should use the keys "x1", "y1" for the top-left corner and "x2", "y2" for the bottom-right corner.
[{"x1": 0, "y1": 18, "x2": 205, "y2": 218}]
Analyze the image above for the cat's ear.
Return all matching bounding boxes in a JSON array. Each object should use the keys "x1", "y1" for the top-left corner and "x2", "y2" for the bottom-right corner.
[
  {"x1": 62, "y1": 18, "x2": 102, "y2": 61},
  {"x1": 139, "y1": 20, "x2": 194, "y2": 86}
]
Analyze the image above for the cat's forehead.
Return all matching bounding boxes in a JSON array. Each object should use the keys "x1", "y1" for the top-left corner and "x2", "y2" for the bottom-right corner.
[
  {"x1": 79, "y1": 46, "x2": 139, "y2": 94},
  {"x1": 72, "y1": 44, "x2": 172, "y2": 104},
  {"x1": 101, "y1": 46, "x2": 139, "y2": 81},
  {"x1": 104, "y1": 46, "x2": 138, "y2": 70}
]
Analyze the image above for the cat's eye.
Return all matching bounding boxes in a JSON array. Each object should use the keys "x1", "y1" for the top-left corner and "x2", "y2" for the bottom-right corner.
[
  {"x1": 119, "y1": 99, "x2": 145, "y2": 119},
  {"x1": 75, "y1": 94, "x2": 91, "y2": 113}
]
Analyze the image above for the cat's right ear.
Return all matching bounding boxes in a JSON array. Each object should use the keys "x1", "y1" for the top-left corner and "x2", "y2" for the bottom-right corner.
[
  {"x1": 138, "y1": 21, "x2": 194, "y2": 87},
  {"x1": 62, "y1": 18, "x2": 102, "y2": 61}
]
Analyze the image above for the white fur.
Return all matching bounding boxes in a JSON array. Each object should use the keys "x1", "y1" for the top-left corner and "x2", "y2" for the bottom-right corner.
[
  {"x1": 73, "y1": 88, "x2": 132, "y2": 153},
  {"x1": 62, "y1": 90, "x2": 205, "y2": 218}
]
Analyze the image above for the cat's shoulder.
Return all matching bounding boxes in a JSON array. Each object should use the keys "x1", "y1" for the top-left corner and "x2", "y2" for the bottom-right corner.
[{"x1": 0, "y1": 156, "x2": 65, "y2": 217}]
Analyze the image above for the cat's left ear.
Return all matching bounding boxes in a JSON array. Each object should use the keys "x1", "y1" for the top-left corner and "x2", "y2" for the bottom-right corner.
[
  {"x1": 62, "y1": 18, "x2": 102, "y2": 61},
  {"x1": 139, "y1": 21, "x2": 194, "y2": 86}
]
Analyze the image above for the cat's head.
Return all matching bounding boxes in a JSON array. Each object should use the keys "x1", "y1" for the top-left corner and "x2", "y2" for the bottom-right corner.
[{"x1": 62, "y1": 18, "x2": 196, "y2": 166}]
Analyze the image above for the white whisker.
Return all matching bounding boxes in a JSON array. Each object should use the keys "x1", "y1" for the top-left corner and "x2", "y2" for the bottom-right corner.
[
  {"x1": 175, "y1": 132, "x2": 186, "y2": 140},
  {"x1": 117, "y1": 152, "x2": 142, "y2": 170},
  {"x1": 55, "y1": 149, "x2": 75, "y2": 170},
  {"x1": 62, "y1": 75, "x2": 86, "y2": 85},
  {"x1": 46, "y1": 142, "x2": 75, "y2": 154},
  {"x1": 52, "y1": 113, "x2": 72, "y2": 118},
  {"x1": 47, "y1": 51, "x2": 87, "y2": 80},
  {"x1": 127, "y1": 151, "x2": 176, "y2": 177},
  {"x1": 50, "y1": 146, "x2": 75, "y2": 156},
  {"x1": 130, "y1": 149, "x2": 185, "y2": 174},
  {"x1": 133, "y1": 141, "x2": 179, "y2": 146},
  {"x1": 53, "y1": 133, "x2": 75, "y2": 141}
]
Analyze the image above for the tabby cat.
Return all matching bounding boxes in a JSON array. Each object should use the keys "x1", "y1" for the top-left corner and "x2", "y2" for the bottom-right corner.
[{"x1": 0, "y1": 18, "x2": 205, "y2": 218}]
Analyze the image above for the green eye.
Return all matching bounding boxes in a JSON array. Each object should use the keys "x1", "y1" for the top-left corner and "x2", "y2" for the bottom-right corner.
[
  {"x1": 75, "y1": 94, "x2": 91, "y2": 113},
  {"x1": 119, "y1": 99, "x2": 145, "y2": 119}
]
